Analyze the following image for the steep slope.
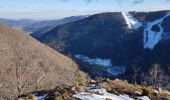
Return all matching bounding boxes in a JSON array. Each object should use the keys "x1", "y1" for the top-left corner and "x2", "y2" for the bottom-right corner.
[
  {"x1": 131, "y1": 10, "x2": 170, "y2": 49},
  {"x1": 0, "y1": 25, "x2": 85, "y2": 100},
  {"x1": 122, "y1": 12, "x2": 142, "y2": 29},
  {"x1": 32, "y1": 11, "x2": 170, "y2": 78}
]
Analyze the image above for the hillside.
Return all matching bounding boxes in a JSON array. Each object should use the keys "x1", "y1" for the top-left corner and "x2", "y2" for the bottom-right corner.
[
  {"x1": 0, "y1": 25, "x2": 86, "y2": 100},
  {"x1": 32, "y1": 10, "x2": 170, "y2": 79}
]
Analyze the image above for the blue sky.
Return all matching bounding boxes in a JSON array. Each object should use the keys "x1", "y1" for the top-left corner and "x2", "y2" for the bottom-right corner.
[{"x1": 0, "y1": 0, "x2": 169, "y2": 20}]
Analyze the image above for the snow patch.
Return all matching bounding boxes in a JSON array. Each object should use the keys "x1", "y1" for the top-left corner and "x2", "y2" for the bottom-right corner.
[
  {"x1": 83, "y1": 86, "x2": 94, "y2": 90},
  {"x1": 74, "y1": 55, "x2": 125, "y2": 76},
  {"x1": 138, "y1": 96, "x2": 150, "y2": 100},
  {"x1": 73, "y1": 88, "x2": 134, "y2": 100},
  {"x1": 122, "y1": 12, "x2": 142, "y2": 29},
  {"x1": 73, "y1": 88, "x2": 150, "y2": 100},
  {"x1": 144, "y1": 12, "x2": 170, "y2": 49},
  {"x1": 75, "y1": 55, "x2": 112, "y2": 67}
]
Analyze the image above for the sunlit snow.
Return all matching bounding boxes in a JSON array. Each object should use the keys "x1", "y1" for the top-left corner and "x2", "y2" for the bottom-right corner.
[
  {"x1": 73, "y1": 88, "x2": 150, "y2": 100},
  {"x1": 122, "y1": 12, "x2": 142, "y2": 29},
  {"x1": 138, "y1": 96, "x2": 150, "y2": 100},
  {"x1": 144, "y1": 12, "x2": 170, "y2": 49},
  {"x1": 73, "y1": 88, "x2": 134, "y2": 100},
  {"x1": 74, "y1": 55, "x2": 125, "y2": 76}
]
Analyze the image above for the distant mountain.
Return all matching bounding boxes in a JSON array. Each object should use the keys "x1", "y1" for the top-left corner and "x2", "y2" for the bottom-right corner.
[
  {"x1": 0, "y1": 25, "x2": 86, "y2": 100},
  {"x1": 0, "y1": 16, "x2": 87, "y2": 34},
  {"x1": 30, "y1": 16, "x2": 88, "y2": 37},
  {"x1": 0, "y1": 18, "x2": 38, "y2": 32},
  {"x1": 32, "y1": 10, "x2": 170, "y2": 78}
]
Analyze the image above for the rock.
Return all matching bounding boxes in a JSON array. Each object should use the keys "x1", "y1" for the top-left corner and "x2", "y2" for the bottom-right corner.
[
  {"x1": 90, "y1": 80, "x2": 96, "y2": 84},
  {"x1": 61, "y1": 84, "x2": 71, "y2": 89},
  {"x1": 158, "y1": 87, "x2": 162, "y2": 93},
  {"x1": 44, "y1": 84, "x2": 75, "y2": 100},
  {"x1": 53, "y1": 85, "x2": 75, "y2": 95},
  {"x1": 154, "y1": 90, "x2": 159, "y2": 94},
  {"x1": 106, "y1": 78, "x2": 111, "y2": 83},
  {"x1": 90, "y1": 84, "x2": 96, "y2": 87},
  {"x1": 106, "y1": 98, "x2": 112, "y2": 100},
  {"x1": 135, "y1": 91, "x2": 142, "y2": 95},
  {"x1": 53, "y1": 91, "x2": 61, "y2": 96},
  {"x1": 124, "y1": 80, "x2": 128, "y2": 83}
]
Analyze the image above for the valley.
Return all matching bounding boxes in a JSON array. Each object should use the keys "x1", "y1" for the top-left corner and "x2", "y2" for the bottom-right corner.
[{"x1": 0, "y1": 2, "x2": 170, "y2": 99}]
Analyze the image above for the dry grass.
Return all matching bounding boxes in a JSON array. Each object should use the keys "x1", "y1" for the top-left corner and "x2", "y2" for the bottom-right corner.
[
  {"x1": 0, "y1": 24, "x2": 87, "y2": 100},
  {"x1": 99, "y1": 79, "x2": 170, "y2": 100}
]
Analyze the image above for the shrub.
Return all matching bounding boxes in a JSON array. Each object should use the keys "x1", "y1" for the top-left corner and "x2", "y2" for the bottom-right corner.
[{"x1": 55, "y1": 96, "x2": 63, "y2": 100}]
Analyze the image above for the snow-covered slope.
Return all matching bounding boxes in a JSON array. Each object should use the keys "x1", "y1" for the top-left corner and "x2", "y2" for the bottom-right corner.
[
  {"x1": 122, "y1": 12, "x2": 142, "y2": 29},
  {"x1": 144, "y1": 12, "x2": 170, "y2": 49},
  {"x1": 75, "y1": 55, "x2": 125, "y2": 76}
]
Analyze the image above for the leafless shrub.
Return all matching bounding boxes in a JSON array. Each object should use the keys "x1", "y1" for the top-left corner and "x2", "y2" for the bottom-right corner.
[
  {"x1": 142, "y1": 64, "x2": 170, "y2": 90},
  {"x1": 131, "y1": 65, "x2": 141, "y2": 84},
  {"x1": 0, "y1": 25, "x2": 85, "y2": 100}
]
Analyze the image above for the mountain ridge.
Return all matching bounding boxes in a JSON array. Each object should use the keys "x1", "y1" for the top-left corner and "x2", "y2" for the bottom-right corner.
[
  {"x1": 32, "y1": 10, "x2": 170, "y2": 78},
  {"x1": 0, "y1": 16, "x2": 87, "y2": 34}
]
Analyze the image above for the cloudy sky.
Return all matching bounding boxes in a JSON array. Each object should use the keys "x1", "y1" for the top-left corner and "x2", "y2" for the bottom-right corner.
[{"x1": 0, "y1": 0, "x2": 169, "y2": 20}]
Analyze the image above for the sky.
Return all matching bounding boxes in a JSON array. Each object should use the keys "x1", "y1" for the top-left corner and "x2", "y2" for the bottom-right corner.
[{"x1": 0, "y1": 0, "x2": 169, "y2": 20}]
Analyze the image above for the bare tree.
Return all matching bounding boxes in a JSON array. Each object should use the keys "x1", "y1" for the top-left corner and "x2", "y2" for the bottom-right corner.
[
  {"x1": 131, "y1": 65, "x2": 141, "y2": 84},
  {"x1": 11, "y1": 40, "x2": 46, "y2": 97},
  {"x1": 149, "y1": 64, "x2": 162, "y2": 87},
  {"x1": 141, "y1": 64, "x2": 170, "y2": 90}
]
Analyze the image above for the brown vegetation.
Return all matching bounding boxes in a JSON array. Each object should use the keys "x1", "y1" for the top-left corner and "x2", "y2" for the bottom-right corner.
[
  {"x1": 19, "y1": 79, "x2": 170, "y2": 100},
  {"x1": 99, "y1": 79, "x2": 170, "y2": 100},
  {"x1": 0, "y1": 25, "x2": 86, "y2": 100}
]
